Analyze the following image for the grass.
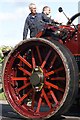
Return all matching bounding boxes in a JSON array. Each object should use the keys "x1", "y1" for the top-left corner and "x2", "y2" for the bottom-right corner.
[{"x1": 0, "y1": 92, "x2": 6, "y2": 100}]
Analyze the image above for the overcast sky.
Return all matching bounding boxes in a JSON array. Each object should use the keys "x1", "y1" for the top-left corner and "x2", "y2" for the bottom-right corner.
[{"x1": 0, "y1": 0, "x2": 80, "y2": 46}]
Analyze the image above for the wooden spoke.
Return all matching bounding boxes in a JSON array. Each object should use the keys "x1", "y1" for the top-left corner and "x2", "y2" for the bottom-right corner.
[
  {"x1": 32, "y1": 51, "x2": 36, "y2": 68},
  {"x1": 41, "y1": 50, "x2": 52, "y2": 69},
  {"x1": 18, "y1": 89, "x2": 33, "y2": 104},
  {"x1": 45, "y1": 67, "x2": 64, "y2": 77},
  {"x1": 36, "y1": 46, "x2": 42, "y2": 64},
  {"x1": 48, "y1": 55, "x2": 57, "y2": 70},
  {"x1": 18, "y1": 83, "x2": 31, "y2": 92},
  {"x1": 42, "y1": 89, "x2": 51, "y2": 108},
  {"x1": 11, "y1": 77, "x2": 29, "y2": 81},
  {"x1": 45, "y1": 81, "x2": 64, "y2": 92},
  {"x1": 36, "y1": 93, "x2": 43, "y2": 113},
  {"x1": 51, "y1": 77, "x2": 65, "y2": 81},
  {"x1": 31, "y1": 90, "x2": 35, "y2": 109},
  {"x1": 18, "y1": 66, "x2": 31, "y2": 76},
  {"x1": 18, "y1": 55, "x2": 32, "y2": 68},
  {"x1": 48, "y1": 86, "x2": 58, "y2": 104}
]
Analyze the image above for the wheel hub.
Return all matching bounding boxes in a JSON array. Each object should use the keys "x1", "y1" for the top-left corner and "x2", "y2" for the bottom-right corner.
[{"x1": 30, "y1": 66, "x2": 44, "y2": 92}]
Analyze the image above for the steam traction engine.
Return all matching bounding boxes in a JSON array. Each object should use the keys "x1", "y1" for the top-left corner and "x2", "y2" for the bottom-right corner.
[{"x1": 2, "y1": 8, "x2": 80, "y2": 119}]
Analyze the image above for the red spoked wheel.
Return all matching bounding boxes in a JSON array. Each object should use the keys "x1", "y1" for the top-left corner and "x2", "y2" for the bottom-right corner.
[{"x1": 3, "y1": 38, "x2": 78, "y2": 119}]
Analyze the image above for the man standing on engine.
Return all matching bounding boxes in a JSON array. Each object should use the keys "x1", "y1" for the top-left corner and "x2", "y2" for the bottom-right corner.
[{"x1": 23, "y1": 3, "x2": 45, "y2": 40}]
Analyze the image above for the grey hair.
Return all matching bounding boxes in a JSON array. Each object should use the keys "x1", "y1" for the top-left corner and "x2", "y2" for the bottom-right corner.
[{"x1": 29, "y1": 3, "x2": 36, "y2": 9}]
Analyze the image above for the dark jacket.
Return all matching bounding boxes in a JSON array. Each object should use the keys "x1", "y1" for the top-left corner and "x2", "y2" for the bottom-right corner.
[
  {"x1": 42, "y1": 12, "x2": 52, "y2": 23},
  {"x1": 23, "y1": 13, "x2": 45, "y2": 40},
  {"x1": 23, "y1": 12, "x2": 53, "y2": 40}
]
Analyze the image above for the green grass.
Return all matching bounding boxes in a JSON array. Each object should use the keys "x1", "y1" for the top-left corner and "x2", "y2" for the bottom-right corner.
[{"x1": 0, "y1": 92, "x2": 6, "y2": 100}]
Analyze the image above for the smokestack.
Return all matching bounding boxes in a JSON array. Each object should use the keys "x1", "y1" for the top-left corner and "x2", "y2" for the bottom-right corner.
[{"x1": 78, "y1": 1, "x2": 80, "y2": 23}]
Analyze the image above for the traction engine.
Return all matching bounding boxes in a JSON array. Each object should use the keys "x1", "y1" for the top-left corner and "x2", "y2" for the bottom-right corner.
[{"x1": 2, "y1": 7, "x2": 80, "y2": 119}]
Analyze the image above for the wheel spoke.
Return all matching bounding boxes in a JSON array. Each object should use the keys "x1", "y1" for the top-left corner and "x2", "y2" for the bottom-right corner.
[
  {"x1": 48, "y1": 87, "x2": 58, "y2": 104},
  {"x1": 51, "y1": 77, "x2": 65, "y2": 81},
  {"x1": 45, "y1": 67, "x2": 64, "y2": 77},
  {"x1": 11, "y1": 77, "x2": 29, "y2": 81},
  {"x1": 41, "y1": 49, "x2": 52, "y2": 69},
  {"x1": 10, "y1": 68, "x2": 17, "y2": 87},
  {"x1": 36, "y1": 92, "x2": 43, "y2": 113},
  {"x1": 18, "y1": 55, "x2": 32, "y2": 69},
  {"x1": 42, "y1": 89, "x2": 51, "y2": 108},
  {"x1": 45, "y1": 81, "x2": 64, "y2": 92},
  {"x1": 18, "y1": 82, "x2": 31, "y2": 92},
  {"x1": 18, "y1": 66, "x2": 31, "y2": 76},
  {"x1": 31, "y1": 90, "x2": 35, "y2": 109},
  {"x1": 48, "y1": 55, "x2": 57, "y2": 71},
  {"x1": 36, "y1": 46, "x2": 42, "y2": 64},
  {"x1": 18, "y1": 89, "x2": 33, "y2": 104},
  {"x1": 32, "y1": 51, "x2": 36, "y2": 68}
]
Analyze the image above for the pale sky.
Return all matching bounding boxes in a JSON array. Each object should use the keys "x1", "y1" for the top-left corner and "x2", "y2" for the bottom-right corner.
[{"x1": 0, "y1": 0, "x2": 80, "y2": 46}]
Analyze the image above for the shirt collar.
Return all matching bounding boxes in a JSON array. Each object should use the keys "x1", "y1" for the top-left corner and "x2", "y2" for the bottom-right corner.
[{"x1": 29, "y1": 13, "x2": 37, "y2": 18}]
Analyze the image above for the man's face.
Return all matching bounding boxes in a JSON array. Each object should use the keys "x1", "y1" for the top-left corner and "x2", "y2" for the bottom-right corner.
[
  {"x1": 46, "y1": 8, "x2": 51, "y2": 15},
  {"x1": 30, "y1": 5, "x2": 36, "y2": 14}
]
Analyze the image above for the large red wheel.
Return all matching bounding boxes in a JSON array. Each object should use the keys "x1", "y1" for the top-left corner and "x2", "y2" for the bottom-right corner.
[{"x1": 2, "y1": 38, "x2": 78, "y2": 119}]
